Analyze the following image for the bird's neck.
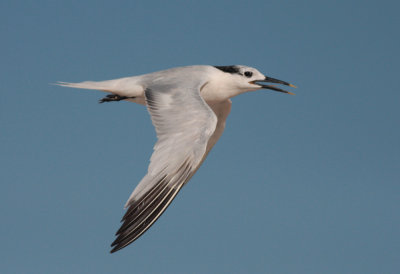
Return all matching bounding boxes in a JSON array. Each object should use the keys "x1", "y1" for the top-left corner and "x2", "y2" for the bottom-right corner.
[{"x1": 200, "y1": 78, "x2": 251, "y2": 103}]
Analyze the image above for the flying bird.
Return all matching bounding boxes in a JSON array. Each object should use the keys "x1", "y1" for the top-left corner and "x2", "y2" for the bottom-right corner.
[{"x1": 57, "y1": 65, "x2": 296, "y2": 253}]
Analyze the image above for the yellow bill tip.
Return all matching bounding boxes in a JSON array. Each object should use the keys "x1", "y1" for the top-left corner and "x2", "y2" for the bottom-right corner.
[{"x1": 288, "y1": 84, "x2": 297, "y2": 88}]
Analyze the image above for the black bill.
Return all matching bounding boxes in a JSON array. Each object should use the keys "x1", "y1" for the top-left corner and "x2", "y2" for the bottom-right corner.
[{"x1": 254, "y1": 76, "x2": 297, "y2": 95}]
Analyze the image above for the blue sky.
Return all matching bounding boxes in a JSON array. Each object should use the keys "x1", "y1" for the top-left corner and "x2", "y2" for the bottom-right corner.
[{"x1": 1, "y1": 0, "x2": 399, "y2": 273}]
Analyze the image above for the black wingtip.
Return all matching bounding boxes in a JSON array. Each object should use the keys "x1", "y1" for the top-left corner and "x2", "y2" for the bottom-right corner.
[
  {"x1": 110, "y1": 238, "x2": 126, "y2": 253},
  {"x1": 110, "y1": 246, "x2": 120, "y2": 254},
  {"x1": 109, "y1": 160, "x2": 191, "y2": 253}
]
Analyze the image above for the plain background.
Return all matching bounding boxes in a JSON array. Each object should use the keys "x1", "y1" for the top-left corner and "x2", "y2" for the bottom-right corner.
[{"x1": 1, "y1": 0, "x2": 399, "y2": 273}]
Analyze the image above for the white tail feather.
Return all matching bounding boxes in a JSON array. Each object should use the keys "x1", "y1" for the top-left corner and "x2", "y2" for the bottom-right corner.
[
  {"x1": 55, "y1": 81, "x2": 113, "y2": 91},
  {"x1": 55, "y1": 77, "x2": 144, "y2": 98}
]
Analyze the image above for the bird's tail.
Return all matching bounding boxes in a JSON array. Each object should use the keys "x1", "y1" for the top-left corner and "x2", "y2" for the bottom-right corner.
[
  {"x1": 54, "y1": 76, "x2": 144, "y2": 98},
  {"x1": 54, "y1": 80, "x2": 117, "y2": 92}
]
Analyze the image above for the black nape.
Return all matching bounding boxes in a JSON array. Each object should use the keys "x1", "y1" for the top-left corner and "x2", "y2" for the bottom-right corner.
[{"x1": 214, "y1": 65, "x2": 241, "y2": 75}]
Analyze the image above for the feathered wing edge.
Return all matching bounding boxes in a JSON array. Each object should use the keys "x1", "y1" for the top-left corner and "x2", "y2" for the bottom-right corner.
[
  {"x1": 110, "y1": 160, "x2": 192, "y2": 253},
  {"x1": 110, "y1": 86, "x2": 218, "y2": 253}
]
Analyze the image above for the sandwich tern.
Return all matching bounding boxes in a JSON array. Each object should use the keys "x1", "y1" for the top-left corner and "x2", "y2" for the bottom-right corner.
[{"x1": 57, "y1": 65, "x2": 296, "y2": 253}]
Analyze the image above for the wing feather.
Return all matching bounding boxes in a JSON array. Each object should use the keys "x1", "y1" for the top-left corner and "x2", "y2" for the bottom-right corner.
[{"x1": 110, "y1": 82, "x2": 217, "y2": 253}]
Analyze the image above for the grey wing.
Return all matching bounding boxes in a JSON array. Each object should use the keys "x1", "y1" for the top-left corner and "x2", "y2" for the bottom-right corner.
[{"x1": 110, "y1": 85, "x2": 217, "y2": 253}]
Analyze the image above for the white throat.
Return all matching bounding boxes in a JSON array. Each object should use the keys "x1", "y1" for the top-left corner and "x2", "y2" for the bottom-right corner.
[{"x1": 200, "y1": 73, "x2": 257, "y2": 103}]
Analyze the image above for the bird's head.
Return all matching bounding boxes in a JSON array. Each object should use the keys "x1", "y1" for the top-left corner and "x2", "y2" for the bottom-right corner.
[{"x1": 214, "y1": 65, "x2": 296, "y2": 96}]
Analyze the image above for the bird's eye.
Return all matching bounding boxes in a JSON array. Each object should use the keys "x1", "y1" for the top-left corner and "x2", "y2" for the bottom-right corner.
[{"x1": 244, "y1": 71, "x2": 253, "y2": 78}]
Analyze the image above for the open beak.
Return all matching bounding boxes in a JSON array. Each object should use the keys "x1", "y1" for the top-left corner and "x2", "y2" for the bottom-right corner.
[{"x1": 253, "y1": 76, "x2": 297, "y2": 95}]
